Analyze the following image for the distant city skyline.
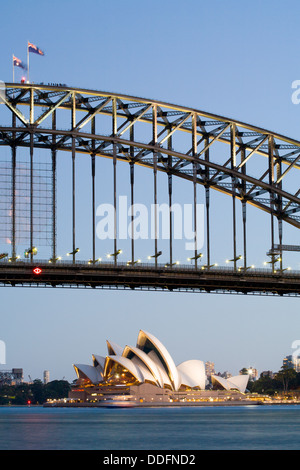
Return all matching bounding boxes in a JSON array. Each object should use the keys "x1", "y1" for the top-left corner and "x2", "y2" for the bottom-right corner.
[{"x1": 0, "y1": 0, "x2": 300, "y2": 382}]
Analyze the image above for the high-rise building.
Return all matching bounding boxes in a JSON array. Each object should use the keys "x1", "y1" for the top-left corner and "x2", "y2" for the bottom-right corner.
[
  {"x1": 283, "y1": 355, "x2": 300, "y2": 372},
  {"x1": 43, "y1": 370, "x2": 50, "y2": 384},
  {"x1": 261, "y1": 370, "x2": 274, "y2": 379},
  {"x1": 205, "y1": 362, "x2": 215, "y2": 379}
]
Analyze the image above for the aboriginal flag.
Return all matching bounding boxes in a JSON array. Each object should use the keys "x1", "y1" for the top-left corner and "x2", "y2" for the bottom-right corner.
[
  {"x1": 28, "y1": 41, "x2": 45, "y2": 56},
  {"x1": 13, "y1": 55, "x2": 27, "y2": 70}
]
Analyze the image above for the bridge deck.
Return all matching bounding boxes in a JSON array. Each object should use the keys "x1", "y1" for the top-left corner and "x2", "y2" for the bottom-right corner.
[{"x1": 0, "y1": 261, "x2": 299, "y2": 296}]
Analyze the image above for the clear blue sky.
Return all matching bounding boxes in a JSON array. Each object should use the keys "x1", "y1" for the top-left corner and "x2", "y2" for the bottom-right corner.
[{"x1": 1, "y1": 0, "x2": 300, "y2": 382}]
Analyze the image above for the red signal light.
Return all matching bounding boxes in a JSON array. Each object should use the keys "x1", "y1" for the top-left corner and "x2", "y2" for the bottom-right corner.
[{"x1": 33, "y1": 267, "x2": 42, "y2": 275}]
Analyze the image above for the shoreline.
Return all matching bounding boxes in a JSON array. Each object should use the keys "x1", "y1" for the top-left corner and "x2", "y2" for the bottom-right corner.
[
  {"x1": 43, "y1": 400, "x2": 300, "y2": 408},
  {"x1": 2, "y1": 400, "x2": 300, "y2": 409}
]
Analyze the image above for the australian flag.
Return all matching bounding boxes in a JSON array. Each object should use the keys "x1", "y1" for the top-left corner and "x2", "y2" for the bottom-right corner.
[
  {"x1": 28, "y1": 41, "x2": 45, "y2": 56},
  {"x1": 13, "y1": 55, "x2": 27, "y2": 70}
]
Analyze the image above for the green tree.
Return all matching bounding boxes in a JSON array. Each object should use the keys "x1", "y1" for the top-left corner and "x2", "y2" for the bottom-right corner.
[
  {"x1": 275, "y1": 365, "x2": 297, "y2": 393},
  {"x1": 45, "y1": 380, "x2": 71, "y2": 400},
  {"x1": 30, "y1": 379, "x2": 46, "y2": 404}
]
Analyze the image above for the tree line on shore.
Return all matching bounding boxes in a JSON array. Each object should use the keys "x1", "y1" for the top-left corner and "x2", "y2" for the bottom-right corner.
[
  {"x1": 0, "y1": 379, "x2": 71, "y2": 405},
  {"x1": 243, "y1": 366, "x2": 300, "y2": 395}
]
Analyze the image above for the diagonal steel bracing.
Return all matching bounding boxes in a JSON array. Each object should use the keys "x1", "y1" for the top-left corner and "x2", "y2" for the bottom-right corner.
[{"x1": 0, "y1": 83, "x2": 300, "y2": 294}]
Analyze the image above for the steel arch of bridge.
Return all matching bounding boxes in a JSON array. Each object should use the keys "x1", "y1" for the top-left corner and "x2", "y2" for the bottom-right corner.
[{"x1": 1, "y1": 83, "x2": 300, "y2": 295}]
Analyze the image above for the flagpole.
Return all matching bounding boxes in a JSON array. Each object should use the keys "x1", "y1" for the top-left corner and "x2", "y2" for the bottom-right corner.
[
  {"x1": 12, "y1": 54, "x2": 14, "y2": 83},
  {"x1": 27, "y1": 41, "x2": 29, "y2": 83}
]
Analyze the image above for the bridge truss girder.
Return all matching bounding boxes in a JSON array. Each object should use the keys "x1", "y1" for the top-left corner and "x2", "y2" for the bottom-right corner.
[{"x1": 1, "y1": 83, "x2": 300, "y2": 281}]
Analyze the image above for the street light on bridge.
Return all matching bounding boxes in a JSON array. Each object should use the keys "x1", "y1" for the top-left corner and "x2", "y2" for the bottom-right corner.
[
  {"x1": 201, "y1": 263, "x2": 218, "y2": 270},
  {"x1": 263, "y1": 257, "x2": 281, "y2": 266},
  {"x1": 187, "y1": 253, "x2": 203, "y2": 262},
  {"x1": 274, "y1": 267, "x2": 291, "y2": 273},
  {"x1": 148, "y1": 251, "x2": 162, "y2": 260},
  {"x1": 226, "y1": 255, "x2": 242, "y2": 264},
  {"x1": 49, "y1": 256, "x2": 62, "y2": 263},
  {"x1": 88, "y1": 258, "x2": 102, "y2": 264},
  {"x1": 25, "y1": 247, "x2": 37, "y2": 258},
  {"x1": 8, "y1": 255, "x2": 20, "y2": 262},
  {"x1": 238, "y1": 265, "x2": 255, "y2": 272},
  {"x1": 165, "y1": 261, "x2": 180, "y2": 267},
  {"x1": 107, "y1": 249, "x2": 122, "y2": 260},
  {"x1": 66, "y1": 248, "x2": 80, "y2": 257},
  {"x1": 127, "y1": 259, "x2": 141, "y2": 266}
]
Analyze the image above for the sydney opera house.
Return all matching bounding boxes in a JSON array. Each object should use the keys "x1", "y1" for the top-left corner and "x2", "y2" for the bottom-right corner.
[{"x1": 68, "y1": 330, "x2": 249, "y2": 406}]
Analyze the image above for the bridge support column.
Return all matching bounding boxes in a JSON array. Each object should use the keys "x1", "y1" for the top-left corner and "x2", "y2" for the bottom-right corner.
[
  {"x1": 153, "y1": 155, "x2": 158, "y2": 268},
  {"x1": 269, "y1": 135, "x2": 275, "y2": 273},
  {"x1": 153, "y1": 105, "x2": 158, "y2": 269},
  {"x1": 242, "y1": 202, "x2": 247, "y2": 270},
  {"x1": 72, "y1": 141, "x2": 76, "y2": 264},
  {"x1": 30, "y1": 132, "x2": 34, "y2": 262},
  {"x1": 192, "y1": 113, "x2": 198, "y2": 270},
  {"x1": 276, "y1": 158, "x2": 283, "y2": 271},
  {"x1": 130, "y1": 160, "x2": 135, "y2": 265},
  {"x1": 130, "y1": 125, "x2": 135, "y2": 265},
  {"x1": 52, "y1": 110, "x2": 57, "y2": 263},
  {"x1": 113, "y1": 98, "x2": 117, "y2": 266},
  {"x1": 30, "y1": 88, "x2": 34, "y2": 262},
  {"x1": 241, "y1": 147, "x2": 247, "y2": 271},
  {"x1": 91, "y1": 117, "x2": 96, "y2": 264},
  {"x1": 278, "y1": 219, "x2": 283, "y2": 271},
  {"x1": 168, "y1": 134, "x2": 173, "y2": 267},
  {"x1": 205, "y1": 136, "x2": 210, "y2": 269},
  {"x1": 168, "y1": 172, "x2": 172, "y2": 266},
  {"x1": 71, "y1": 93, "x2": 76, "y2": 264},
  {"x1": 231, "y1": 124, "x2": 237, "y2": 271},
  {"x1": 113, "y1": 149, "x2": 117, "y2": 266},
  {"x1": 11, "y1": 113, "x2": 16, "y2": 261},
  {"x1": 29, "y1": 89, "x2": 34, "y2": 262},
  {"x1": 193, "y1": 169, "x2": 197, "y2": 269},
  {"x1": 91, "y1": 154, "x2": 96, "y2": 263},
  {"x1": 205, "y1": 186, "x2": 210, "y2": 268}
]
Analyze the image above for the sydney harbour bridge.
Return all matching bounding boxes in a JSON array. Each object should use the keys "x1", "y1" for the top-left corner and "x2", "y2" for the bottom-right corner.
[{"x1": 0, "y1": 83, "x2": 300, "y2": 296}]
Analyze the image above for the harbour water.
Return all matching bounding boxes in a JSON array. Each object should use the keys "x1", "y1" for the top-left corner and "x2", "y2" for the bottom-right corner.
[{"x1": 0, "y1": 405, "x2": 300, "y2": 450}]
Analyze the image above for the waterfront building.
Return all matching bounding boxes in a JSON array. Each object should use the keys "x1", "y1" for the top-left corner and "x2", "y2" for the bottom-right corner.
[
  {"x1": 73, "y1": 330, "x2": 206, "y2": 392},
  {"x1": 70, "y1": 330, "x2": 249, "y2": 404},
  {"x1": 0, "y1": 368, "x2": 23, "y2": 386},
  {"x1": 211, "y1": 374, "x2": 249, "y2": 393}
]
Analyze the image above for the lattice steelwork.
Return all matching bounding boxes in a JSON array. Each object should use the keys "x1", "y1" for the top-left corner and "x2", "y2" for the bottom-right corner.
[
  {"x1": 0, "y1": 83, "x2": 300, "y2": 295},
  {"x1": 0, "y1": 159, "x2": 53, "y2": 247},
  {"x1": 0, "y1": 160, "x2": 12, "y2": 243}
]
